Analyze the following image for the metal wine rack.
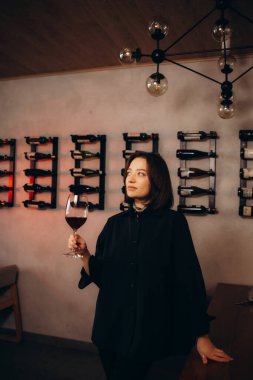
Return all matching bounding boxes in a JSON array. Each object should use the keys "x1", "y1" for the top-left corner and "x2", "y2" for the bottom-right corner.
[
  {"x1": 0, "y1": 138, "x2": 16, "y2": 208},
  {"x1": 177, "y1": 131, "x2": 217, "y2": 215},
  {"x1": 23, "y1": 136, "x2": 58, "y2": 209},
  {"x1": 69, "y1": 134, "x2": 106, "y2": 211},
  {"x1": 238, "y1": 130, "x2": 253, "y2": 217},
  {"x1": 120, "y1": 132, "x2": 159, "y2": 211}
]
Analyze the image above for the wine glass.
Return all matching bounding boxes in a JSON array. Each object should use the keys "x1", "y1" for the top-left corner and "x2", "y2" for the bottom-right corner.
[{"x1": 63, "y1": 193, "x2": 88, "y2": 258}]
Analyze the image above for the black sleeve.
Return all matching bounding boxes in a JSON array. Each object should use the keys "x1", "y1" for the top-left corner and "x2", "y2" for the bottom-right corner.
[
  {"x1": 171, "y1": 212, "x2": 211, "y2": 337},
  {"x1": 78, "y1": 219, "x2": 110, "y2": 289}
]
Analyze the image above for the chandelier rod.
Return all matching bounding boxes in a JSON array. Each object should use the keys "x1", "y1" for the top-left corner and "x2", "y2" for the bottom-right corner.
[
  {"x1": 164, "y1": 7, "x2": 216, "y2": 53},
  {"x1": 229, "y1": 6, "x2": 253, "y2": 24},
  {"x1": 232, "y1": 66, "x2": 253, "y2": 84},
  {"x1": 165, "y1": 58, "x2": 222, "y2": 84}
]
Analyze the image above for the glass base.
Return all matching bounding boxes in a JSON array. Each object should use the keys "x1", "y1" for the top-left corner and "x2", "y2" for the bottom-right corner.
[{"x1": 63, "y1": 251, "x2": 84, "y2": 259}]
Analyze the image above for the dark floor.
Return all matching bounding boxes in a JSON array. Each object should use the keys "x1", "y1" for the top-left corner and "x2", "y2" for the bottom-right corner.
[{"x1": 0, "y1": 335, "x2": 186, "y2": 380}]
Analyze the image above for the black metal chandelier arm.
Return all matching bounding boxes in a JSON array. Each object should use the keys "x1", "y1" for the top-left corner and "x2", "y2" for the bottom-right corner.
[
  {"x1": 165, "y1": 58, "x2": 222, "y2": 85},
  {"x1": 164, "y1": 7, "x2": 216, "y2": 53},
  {"x1": 232, "y1": 66, "x2": 253, "y2": 84},
  {"x1": 229, "y1": 6, "x2": 253, "y2": 24},
  {"x1": 163, "y1": 46, "x2": 253, "y2": 58}
]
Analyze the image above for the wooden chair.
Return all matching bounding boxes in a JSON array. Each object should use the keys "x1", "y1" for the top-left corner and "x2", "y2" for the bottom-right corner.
[{"x1": 0, "y1": 265, "x2": 22, "y2": 342}]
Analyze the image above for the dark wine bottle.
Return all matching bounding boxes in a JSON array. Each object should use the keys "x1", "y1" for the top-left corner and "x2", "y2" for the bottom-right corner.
[
  {"x1": 240, "y1": 168, "x2": 253, "y2": 180},
  {"x1": 238, "y1": 187, "x2": 253, "y2": 198},
  {"x1": 177, "y1": 131, "x2": 217, "y2": 141},
  {"x1": 0, "y1": 170, "x2": 13, "y2": 176},
  {"x1": 0, "y1": 154, "x2": 13, "y2": 161},
  {"x1": 122, "y1": 150, "x2": 136, "y2": 159},
  {"x1": 87, "y1": 202, "x2": 100, "y2": 211},
  {"x1": 25, "y1": 136, "x2": 52, "y2": 145},
  {"x1": 239, "y1": 130, "x2": 253, "y2": 141},
  {"x1": 0, "y1": 138, "x2": 15, "y2": 146},
  {"x1": 178, "y1": 186, "x2": 215, "y2": 196},
  {"x1": 178, "y1": 205, "x2": 216, "y2": 214},
  {"x1": 24, "y1": 152, "x2": 56, "y2": 160},
  {"x1": 0, "y1": 185, "x2": 13, "y2": 192},
  {"x1": 71, "y1": 135, "x2": 100, "y2": 143},
  {"x1": 240, "y1": 148, "x2": 253, "y2": 160},
  {"x1": 120, "y1": 202, "x2": 130, "y2": 211},
  {"x1": 178, "y1": 167, "x2": 215, "y2": 178},
  {"x1": 23, "y1": 200, "x2": 51, "y2": 209},
  {"x1": 69, "y1": 184, "x2": 100, "y2": 194},
  {"x1": 0, "y1": 200, "x2": 12, "y2": 207},
  {"x1": 70, "y1": 168, "x2": 102, "y2": 177},
  {"x1": 24, "y1": 169, "x2": 53, "y2": 177},
  {"x1": 23, "y1": 183, "x2": 52, "y2": 193},
  {"x1": 70, "y1": 150, "x2": 100, "y2": 159},
  {"x1": 123, "y1": 133, "x2": 151, "y2": 141},
  {"x1": 239, "y1": 205, "x2": 253, "y2": 217},
  {"x1": 176, "y1": 149, "x2": 216, "y2": 159}
]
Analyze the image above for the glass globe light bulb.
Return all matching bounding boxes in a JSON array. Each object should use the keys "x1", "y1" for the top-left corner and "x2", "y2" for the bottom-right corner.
[
  {"x1": 218, "y1": 54, "x2": 236, "y2": 71},
  {"x1": 212, "y1": 19, "x2": 232, "y2": 42},
  {"x1": 148, "y1": 19, "x2": 169, "y2": 40},
  {"x1": 119, "y1": 48, "x2": 135, "y2": 64},
  {"x1": 218, "y1": 99, "x2": 235, "y2": 119},
  {"x1": 146, "y1": 73, "x2": 168, "y2": 97}
]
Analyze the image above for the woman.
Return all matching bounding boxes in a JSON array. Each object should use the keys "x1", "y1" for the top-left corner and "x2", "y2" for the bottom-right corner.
[{"x1": 68, "y1": 152, "x2": 233, "y2": 380}]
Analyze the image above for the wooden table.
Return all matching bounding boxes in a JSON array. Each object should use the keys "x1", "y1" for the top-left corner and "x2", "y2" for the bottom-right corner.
[{"x1": 180, "y1": 283, "x2": 253, "y2": 380}]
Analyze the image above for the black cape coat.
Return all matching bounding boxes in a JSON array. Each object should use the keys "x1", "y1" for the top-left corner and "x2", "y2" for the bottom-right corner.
[{"x1": 79, "y1": 206, "x2": 211, "y2": 360}]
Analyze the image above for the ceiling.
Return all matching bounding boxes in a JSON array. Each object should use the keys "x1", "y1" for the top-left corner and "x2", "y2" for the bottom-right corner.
[{"x1": 0, "y1": 0, "x2": 252, "y2": 79}]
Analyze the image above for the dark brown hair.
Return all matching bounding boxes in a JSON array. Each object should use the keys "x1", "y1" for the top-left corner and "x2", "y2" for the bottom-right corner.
[{"x1": 124, "y1": 151, "x2": 174, "y2": 209}]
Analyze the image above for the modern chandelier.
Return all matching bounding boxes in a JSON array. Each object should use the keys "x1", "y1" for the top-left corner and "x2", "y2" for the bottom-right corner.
[{"x1": 119, "y1": 0, "x2": 253, "y2": 119}]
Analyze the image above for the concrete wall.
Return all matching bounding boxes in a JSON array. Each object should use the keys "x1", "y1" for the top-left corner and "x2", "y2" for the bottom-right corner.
[{"x1": 0, "y1": 57, "x2": 252, "y2": 342}]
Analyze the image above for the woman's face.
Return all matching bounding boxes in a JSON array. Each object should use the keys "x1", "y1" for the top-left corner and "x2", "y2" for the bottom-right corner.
[{"x1": 125, "y1": 157, "x2": 151, "y2": 204}]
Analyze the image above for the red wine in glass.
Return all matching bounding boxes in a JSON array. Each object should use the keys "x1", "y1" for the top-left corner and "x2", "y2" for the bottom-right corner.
[
  {"x1": 64, "y1": 193, "x2": 88, "y2": 258},
  {"x1": 65, "y1": 217, "x2": 87, "y2": 230}
]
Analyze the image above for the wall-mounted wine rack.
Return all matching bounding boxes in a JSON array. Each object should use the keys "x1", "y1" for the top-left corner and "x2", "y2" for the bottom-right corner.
[
  {"x1": 23, "y1": 136, "x2": 58, "y2": 209},
  {"x1": 120, "y1": 132, "x2": 159, "y2": 211},
  {"x1": 177, "y1": 131, "x2": 217, "y2": 215},
  {"x1": 0, "y1": 138, "x2": 16, "y2": 208},
  {"x1": 69, "y1": 134, "x2": 106, "y2": 211},
  {"x1": 238, "y1": 130, "x2": 253, "y2": 217}
]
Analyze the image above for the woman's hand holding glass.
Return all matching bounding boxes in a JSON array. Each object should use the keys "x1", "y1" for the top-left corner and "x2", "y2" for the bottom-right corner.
[{"x1": 68, "y1": 234, "x2": 91, "y2": 274}]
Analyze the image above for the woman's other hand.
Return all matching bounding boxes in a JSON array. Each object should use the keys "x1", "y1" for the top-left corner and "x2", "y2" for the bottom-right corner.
[{"x1": 196, "y1": 335, "x2": 234, "y2": 364}]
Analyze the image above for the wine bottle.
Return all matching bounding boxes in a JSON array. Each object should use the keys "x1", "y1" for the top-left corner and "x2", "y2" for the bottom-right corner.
[
  {"x1": 240, "y1": 148, "x2": 253, "y2": 160},
  {"x1": 238, "y1": 187, "x2": 253, "y2": 198},
  {"x1": 0, "y1": 201, "x2": 12, "y2": 207},
  {"x1": 25, "y1": 136, "x2": 52, "y2": 145},
  {"x1": 0, "y1": 185, "x2": 13, "y2": 192},
  {"x1": 123, "y1": 133, "x2": 151, "y2": 141},
  {"x1": 24, "y1": 152, "x2": 56, "y2": 160},
  {"x1": 24, "y1": 169, "x2": 53, "y2": 177},
  {"x1": 177, "y1": 131, "x2": 217, "y2": 141},
  {"x1": 176, "y1": 149, "x2": 216, "y2": 159},
  {"x1": 0, "y1": 138, "x2": 15, "y2": 145},
  {"x1": 71, "y1": 135, "x2": 100, "y2": 143},
  {"x1": 0, "y1": 154, "x2": 13, "y2": 161},
  {"x1": 70, "y1": 168, "x2": 102, "y2": 177},
  {"x1": 122, "y1": 149, "x2": 136, "y2": 159},
  {"x1": 70, "y1": 150, "x2": 100, "y2": 159},
  {"x1": 23, "y1": 200, "x2": 51, "y2": 209},
  {"x1": 0, "y1": 170, "x2": 13, "y2": 176},
  {"x1": 69, "y1": 184, "x2": 100, "y2": 194},
  {"x1": 178, "y1": 205, "x2": 216, "y2": 214},
  {"x1": 87, "y1": 202, "x2": 100, "y2": 211},
  {"x1": 239, "y1": 130, "x2": 253, "y2": 141},
  {"x1": 240, "y1": 168, "x2": 253, "y2": 180},
  {"x1": 239, "y1": 205, "x2": 253, "y2": 217},
  {"x1": 178, "y1": 186, "x2": 215, "y2": 196},
  {"x1": 23, "y1": 183, "x2": 52, "y2": 193},
  {"x1": 178, "y1": 168, "x2": 215, "y2": 178},
  {"x1": 120, "y1": 202, "x2": 130, "y2": 211}
]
